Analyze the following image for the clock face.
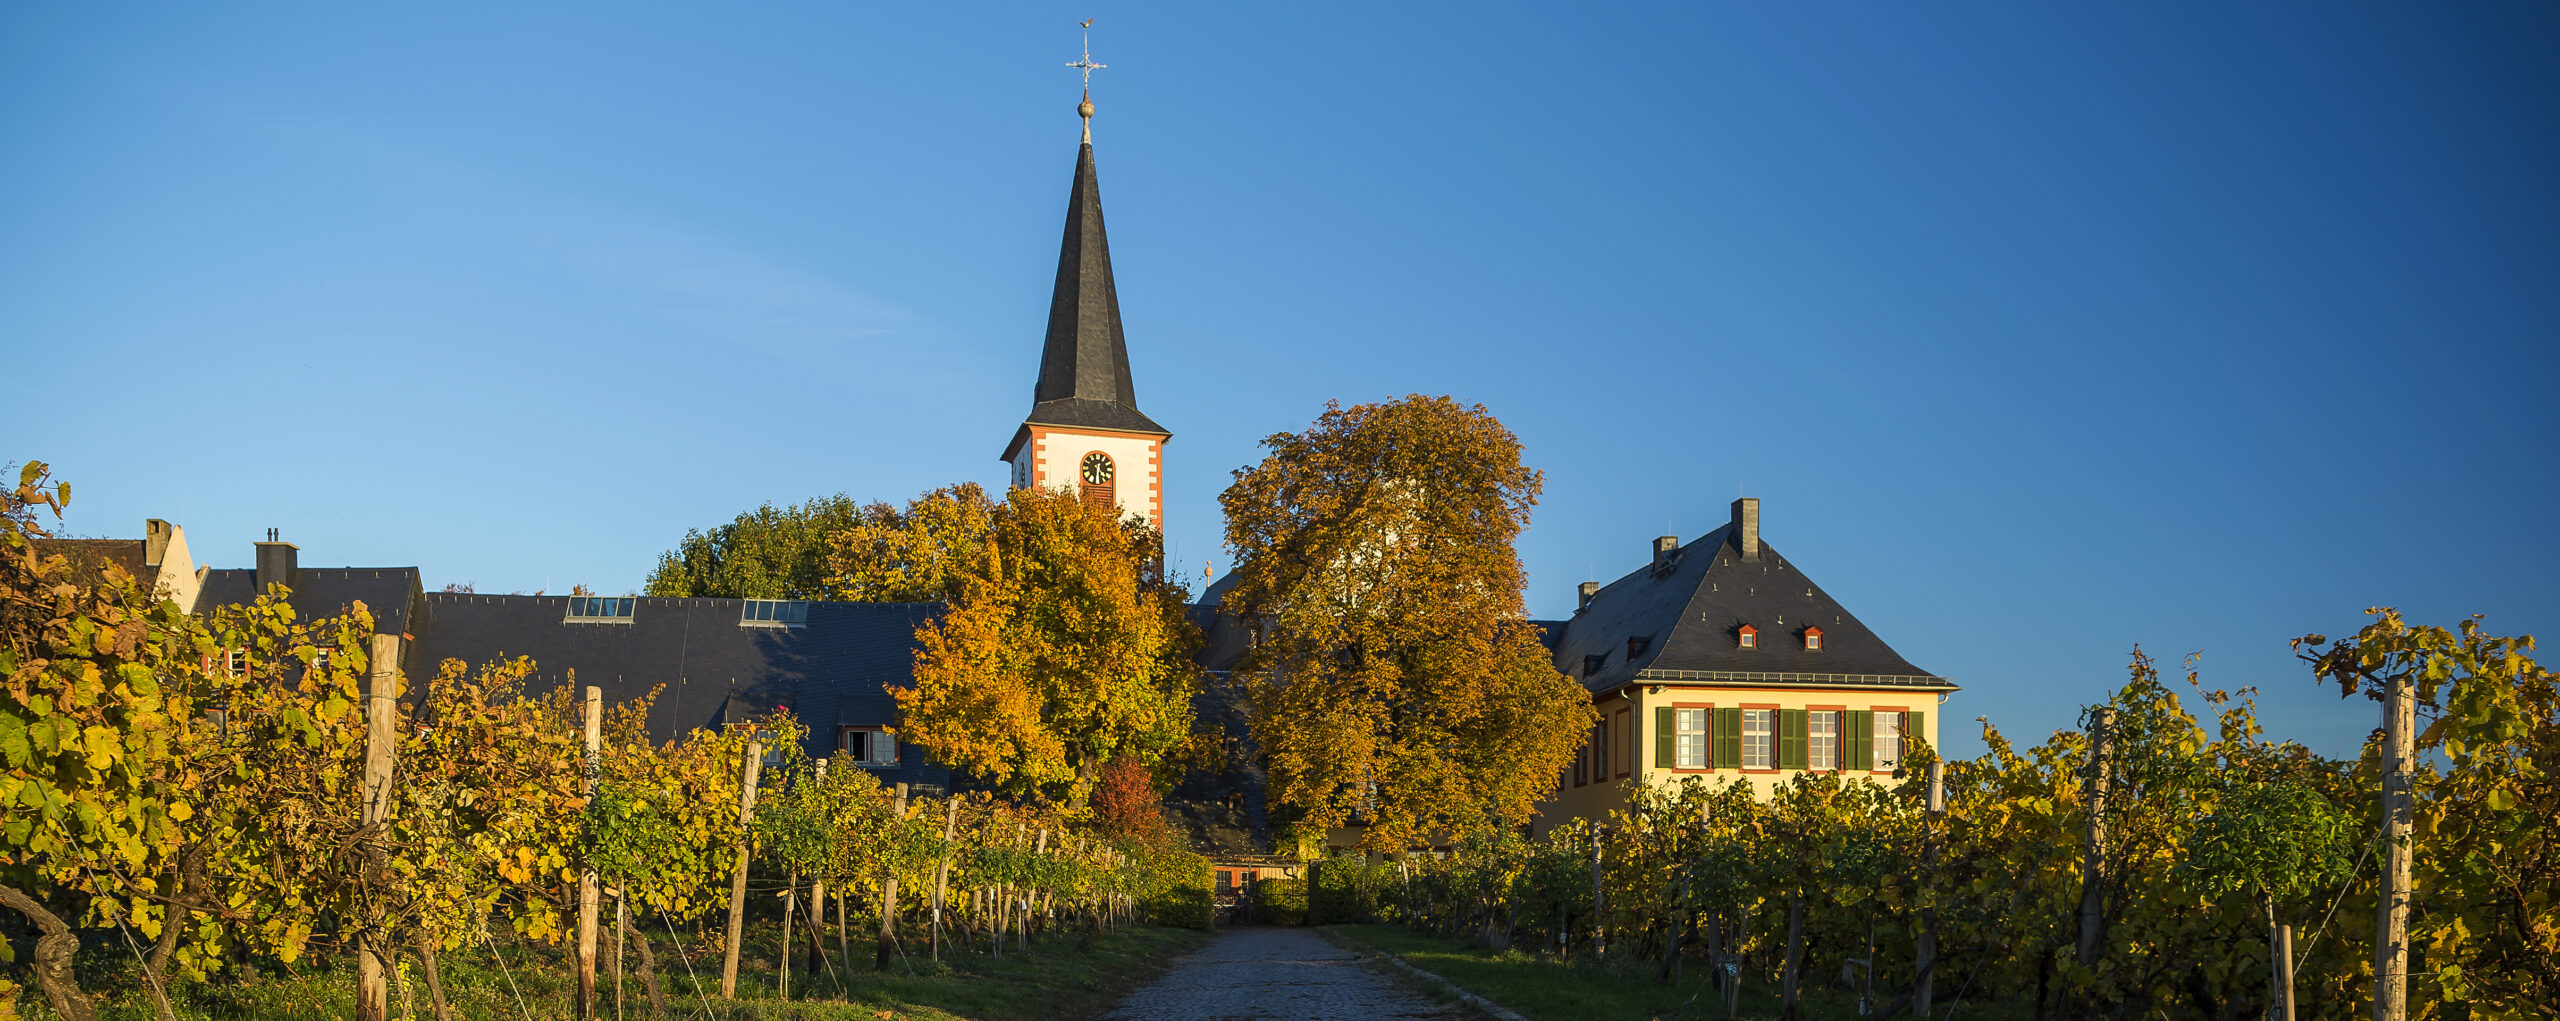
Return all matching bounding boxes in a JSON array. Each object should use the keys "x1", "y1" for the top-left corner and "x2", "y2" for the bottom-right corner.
[{"x1": 1080, "y1": 452, "x2": 1115, "y2": 486}]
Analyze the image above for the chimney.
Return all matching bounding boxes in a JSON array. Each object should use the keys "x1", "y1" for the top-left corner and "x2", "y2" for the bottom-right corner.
[
  {"x1": 1732, "y1": 497, "x2": 1760, "y2": 561},
  {"x1": 1653, "y1": 535, "x2": 1680, "y2": 568},
  {"x1": 1577, "y1": 581, "x2": 1599, "y2": 610},
  {"x1": 145, "y1": 519, "x2": 175, "y2": 567},
  {"x1": 255, "y1": 529, "x2": 299, "y2": 593}
]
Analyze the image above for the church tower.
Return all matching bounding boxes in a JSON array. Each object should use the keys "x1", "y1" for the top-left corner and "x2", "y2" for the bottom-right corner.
[{"x1": 1000, "y1": 89, "x2": 1170, "y2": 530}]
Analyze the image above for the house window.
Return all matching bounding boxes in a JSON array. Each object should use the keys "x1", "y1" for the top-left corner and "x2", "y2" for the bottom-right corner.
[
  {"x1": 564, "y1": 596, "x2": 635, "y2": 623},
  {"x1": 837, "y1": 727, "x2": 899, "y2": 767},
  {"x1": 1573, "y1": 737, "x2": 1588, "y2": 787},
  {"x1": 1804, "y1": 626, "x2": 1824, "y2": 651},
  {"x1": 1612, "y1": 709, "x2": 1632, "y2": 779},
  {"x1": 1874, "y1": 711, "x2": 1904, "y2": 769},
  {"x1": 1809, "y1": 710, "x2": 1841, "y2": 771},
  {"x1": 740, "y1": 599, "x2": 808, "y2": 628},
  {"x1": 1737, "y1": 624, "x2": 1759, "y2": 649},
  {"x1": 1675, "y1": 708, "x2": 1709, "y2": 768},
  {"x1": 1625, "y1": 636, "x2": 1649, "y2": 658},
  {"x1": 1583, "y1": 654, "x2": 1606, "y2": 677},
  {"x1": 1743, "y1": 709, "x2": 1774, "y2": 769},
  {"x1": 1216, "y1": 870, "x2": 1233, "y2": 890},
  {"x1": 222, "y1": 647, "x2": 248, "y2": 678},
  {"x1": 1591, "y1": 720, "x2": 1610, "y2": 784}
]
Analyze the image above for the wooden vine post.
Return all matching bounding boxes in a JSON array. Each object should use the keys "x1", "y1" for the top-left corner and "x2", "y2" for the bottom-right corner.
[
  {"x1": 875, "y1": 782, "x2": 908, "y2": 971},
  {"x1": 932, "y1": 797, "x2": 957, "y2": 961},
  {"x1": 1915, "y1": 759, "x2": 1944, "y2": 1019},
  {"x1": 2375, "y1": 671, "x2": 2414, "y2": 1021},
  {"x1": 1588, "y1": 825, "x2": 1607, "y2": 959},
  {"x1": 719, "y1": 738, "x2": 764, "y2": 999},
  {"x1": 576, "y1": 685, "x2": 602, "y2": 1019},
  {"x1": 806, "y1": 759, "x2": 828, "y2": 979},
  {"x1": 2076, "y1": 706, "x2": 2114, "y2": 968},
  {"x1": 356, "y1": 633, "x2": 402, "y2": 1021}
]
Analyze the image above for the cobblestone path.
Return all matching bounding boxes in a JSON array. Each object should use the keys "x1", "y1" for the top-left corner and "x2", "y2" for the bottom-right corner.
[{"x1": 1100, "y1": 926, "x2": 1466, "y2": 1021}]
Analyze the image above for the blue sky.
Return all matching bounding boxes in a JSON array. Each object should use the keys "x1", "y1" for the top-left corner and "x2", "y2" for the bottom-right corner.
[{"x1": 6, "y1": 5, "x2": 2554, "y2": 759}]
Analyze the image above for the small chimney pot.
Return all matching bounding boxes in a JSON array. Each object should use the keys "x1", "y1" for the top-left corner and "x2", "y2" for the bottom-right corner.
[{"x1": 1577, "y1": 581, "x2": 1600, "y2": 610}]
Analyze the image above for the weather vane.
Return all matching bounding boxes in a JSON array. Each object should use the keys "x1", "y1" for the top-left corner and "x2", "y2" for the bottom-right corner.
[{"x1": 1067, "y1": 19, "x2": 1106, "y2": 142}]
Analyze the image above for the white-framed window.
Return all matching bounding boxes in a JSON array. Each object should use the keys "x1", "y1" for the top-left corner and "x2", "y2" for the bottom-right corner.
[
  {"x1": 1874, "y1": 711, "x2": 1904, "y2": 770},
  {"x1": 1809, "y1": 710, "x2": 1841, "y2": 771},
  {"x1": 739, "y1": 599, "x2": 808, "y2": 628},
  {"x1": 1742, "y1": 709, "x2": 1774, "y2": 769},
  {"x1": 221, "y1": 647, "x2": 248, "y2": 678},
  {"x1": 1675, "y1": 708, "x2": 1710, "y2": 768},
  {"x1": 1804, "y1": 626, "x2": 1825, "y2": 651},
  {"x1": 564, "y1": 596, "x2": 635, "y2": 623},
  {"x1": 1738, "y1": 625, "x2": 1759, "y2": 649},
  {"x1": 838, "y1": 726, "x2": 899, "y2": 767}
]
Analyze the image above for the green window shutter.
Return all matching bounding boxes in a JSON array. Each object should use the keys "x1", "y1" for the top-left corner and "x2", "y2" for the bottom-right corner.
[
  {"x1": 1654, "y1": 707, "x2": 1675, "y2": 769},
  {"x1": 1714, "y1": 708, "x2": 1742, "y2": 769},
  {"x1": 1779, "y1": 709, "x2": 1809, "y2": 770},
  {"x1": 1908, "y1": 710, "x2": 1927, "y2": 757},
  {"x1": 1847, "y1": 710, "x2": 1873, "y2": 772}
]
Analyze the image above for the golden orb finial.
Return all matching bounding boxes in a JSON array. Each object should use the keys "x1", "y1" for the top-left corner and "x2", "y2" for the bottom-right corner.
[{"x1": 1078, "y1": 89, "x2": 1095, "y2": 121}]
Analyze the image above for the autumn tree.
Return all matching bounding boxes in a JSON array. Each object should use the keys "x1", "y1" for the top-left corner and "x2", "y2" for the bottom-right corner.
[
  {"x1": 891, "y1": 486, "x2": 1199, "y2": 807},
  {"x1": 822, "y1": 483, "x2": 998, "y2": 603},
  {"x1": 1089, "y1": 756, "x2": 1170, "y2": 841},
  {"x1": 1218, "y1": 395, "x2": 1594, "y2": 850},
  {"x1": 644, "y1": 494, "x2": 869, "y2": 598}
]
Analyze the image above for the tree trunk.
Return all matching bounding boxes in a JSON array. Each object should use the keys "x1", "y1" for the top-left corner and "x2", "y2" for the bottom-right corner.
[
  {"x1": 623, "y1": 908, "x2": 668, "y2": 1020},
  {"x1": 420, "y1": 930, "x2": 455, "y2": 1021},
  {"x1": 0, "y1": 883, "x2": 98, "y2": 1021}
]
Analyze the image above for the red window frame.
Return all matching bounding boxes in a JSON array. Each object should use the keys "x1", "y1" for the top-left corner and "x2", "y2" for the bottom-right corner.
[
  {"x1": 1805, "y1": 704, "x2": 1847, "y2": 774},
  {"x1": 1740, "y1": 703, "x2": 1781, "y2": 774},
  {"x1": 1869, "y1": 705, "x2": 1910, "y2": 774},
  {"x1": 1668, "y1": 701, "x2": 1715, "y2": 773}
]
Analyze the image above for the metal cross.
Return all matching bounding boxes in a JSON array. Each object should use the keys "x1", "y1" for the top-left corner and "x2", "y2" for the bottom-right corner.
[{"x1": 1066, "y1": 19, "x2": 1106, "y2": 88}]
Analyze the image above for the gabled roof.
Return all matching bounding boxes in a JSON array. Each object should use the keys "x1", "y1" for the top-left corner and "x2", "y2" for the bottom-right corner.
[
  {"x1": 1008, "y1": 139, "x2": 1166, "y2": 459},
  {"x1": 1550, "y1": 523, "x2": 1952, "y2": 693}
]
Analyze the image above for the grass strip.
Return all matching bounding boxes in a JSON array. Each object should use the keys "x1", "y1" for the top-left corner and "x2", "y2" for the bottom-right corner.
[{"x1": 40, "y1": 921, "x2": 1212, "y2": 1021}]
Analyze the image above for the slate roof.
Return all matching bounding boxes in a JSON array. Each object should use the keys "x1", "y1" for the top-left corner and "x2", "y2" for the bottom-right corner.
[
  {"x1": 412, "y1": 594, "x2": 949, "y2": 780},
  {"x1": 197, "y1": 567, "x2": 426, "y2": 638},
  {"x1": 1550, "y1": 523, "x2": 1952, "y2": 693},
  {"x1": 36, "y1": 539, "x2": 154, "y2": 591},
  {"x1": 1007, "y1": 139, "x2": 1166, "y2": 459}
]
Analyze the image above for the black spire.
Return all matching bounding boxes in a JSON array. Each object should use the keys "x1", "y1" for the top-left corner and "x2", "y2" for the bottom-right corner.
[{"x1": 1006, "y1": 134, "x2": 1168, "y2": 459}]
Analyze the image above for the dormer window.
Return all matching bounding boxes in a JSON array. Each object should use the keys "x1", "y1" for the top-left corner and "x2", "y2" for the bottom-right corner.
[
  {"x1": 740, "y1": 599, "x2": 809, "y2": 628},
  {"x1": 1803, "y1": 626, "x2": 1824, "y2": 651},
  {"x1": 564, "y1": 597, "x2": 635, "y2": 623},
  {"x1": 1583, "y1": 654, "x2": 1607, "y2": 677},
  {"x1": 1626, "y1": 636, "x2": 1650, "y2": 658},
  {"x1": 1737, "y1": 624, "x2": 1759, "y2": 649}
]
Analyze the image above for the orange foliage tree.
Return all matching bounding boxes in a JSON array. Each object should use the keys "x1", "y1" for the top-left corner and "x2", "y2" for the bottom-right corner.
[{"x1": 890, "y1": 486, "x2": 1199, "y2": 808}]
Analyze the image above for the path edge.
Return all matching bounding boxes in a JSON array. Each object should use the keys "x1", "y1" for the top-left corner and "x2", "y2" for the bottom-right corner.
[{"x1": 1314, "y1": 927, "x2": 1533, "y2": 1021}]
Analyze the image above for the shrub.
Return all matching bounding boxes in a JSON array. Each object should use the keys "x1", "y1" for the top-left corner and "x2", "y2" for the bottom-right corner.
[
  {"x1": 1253, "y1": 876, "x2": 1307, "y2": 926},
  {"x1": 1144, "y1": 885, "x2": 1213, "y2": 931}
]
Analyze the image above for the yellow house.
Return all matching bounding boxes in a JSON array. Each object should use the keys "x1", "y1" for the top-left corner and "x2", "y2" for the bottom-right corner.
[{"x1": 1532, "y1": 498, "x2": 1956, "y2": 835}]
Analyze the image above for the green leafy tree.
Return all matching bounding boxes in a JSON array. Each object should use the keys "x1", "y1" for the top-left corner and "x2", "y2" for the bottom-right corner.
[
  {"x1": 1218, "y1": 396, "x2": 1595, "y2": 850},
  {"x1": 645, "y1": 494, "x2": 869, "y2": 598},
  {"x1": 822, "y1": 483, "x2": 998, "y2": 603}
]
